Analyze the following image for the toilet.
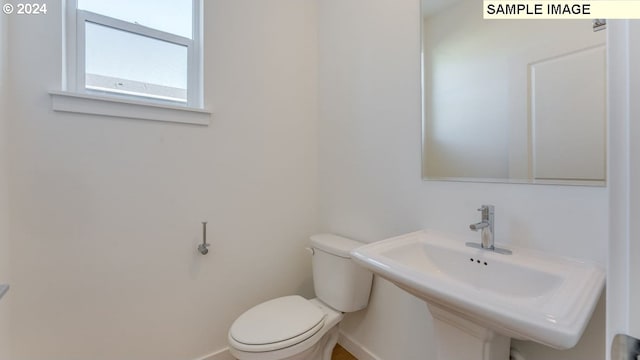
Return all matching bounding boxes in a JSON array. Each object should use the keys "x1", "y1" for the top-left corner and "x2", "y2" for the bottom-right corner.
[{"x1": 228, "y1": 234, "x2": 373, "y2": 360}]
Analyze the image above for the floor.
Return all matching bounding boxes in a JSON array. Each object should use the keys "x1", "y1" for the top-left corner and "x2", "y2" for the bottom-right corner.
[{"x1": 332, "y1": 344, "x2": 358, "y2": 360}]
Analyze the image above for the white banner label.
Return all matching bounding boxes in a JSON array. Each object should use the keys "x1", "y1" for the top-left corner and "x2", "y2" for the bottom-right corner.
[{"x1": 484, "y1": 1, "x2": 640, "y2": 19}]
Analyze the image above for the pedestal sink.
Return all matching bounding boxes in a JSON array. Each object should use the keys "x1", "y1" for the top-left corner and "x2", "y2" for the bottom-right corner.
[{"x1": 350, "y1": 230, "x2": 605, "y2": 360}]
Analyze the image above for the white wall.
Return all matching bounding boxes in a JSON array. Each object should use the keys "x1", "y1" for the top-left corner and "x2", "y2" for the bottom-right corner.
[
  {"x1": 317, "y1": 0, "x2": 607, "y2": 359},
  {"x1": 0, "y1": 10, "x2": 12, "y2": 360},
  {"x1": 607, "y1": 19, "x2": 640, "y2": 359},
  {"x1": 627, "y1": 20, "x2": 640, "y2": 344},
  {"x1": 6, "y1": 1, "x2": 318, "y2": 359},
  {"x1": 423, "y1": 0, "x2": 510, "y2": 179}
]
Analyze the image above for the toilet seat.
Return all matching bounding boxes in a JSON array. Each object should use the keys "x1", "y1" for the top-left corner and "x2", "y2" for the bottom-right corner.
[{"x1": 229, "y1": 295, "x2": 327, "y2": 352}]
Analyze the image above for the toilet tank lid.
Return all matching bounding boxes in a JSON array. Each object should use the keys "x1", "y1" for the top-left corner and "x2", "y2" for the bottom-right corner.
[{"x1": 310, "y1": 234, "x2": 365, "y2": 258}]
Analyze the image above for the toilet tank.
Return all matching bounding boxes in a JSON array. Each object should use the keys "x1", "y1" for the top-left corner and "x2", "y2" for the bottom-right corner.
[{"x1": 310, "y1": 234, "x2": 373, "y2": 312}]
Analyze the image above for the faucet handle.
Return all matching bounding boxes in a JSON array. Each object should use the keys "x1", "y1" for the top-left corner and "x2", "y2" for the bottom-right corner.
[
  {"x1": 477, "y1": 205, "x2": 494, "y2": 222},
  {"x1": 477, "y1": 205, "x2": 494, "y2": 212}
]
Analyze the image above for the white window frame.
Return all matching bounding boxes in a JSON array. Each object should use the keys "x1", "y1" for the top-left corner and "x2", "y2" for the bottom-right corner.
[{"x1": 62, "y1": 0, "x2": 204, "y2": 110}]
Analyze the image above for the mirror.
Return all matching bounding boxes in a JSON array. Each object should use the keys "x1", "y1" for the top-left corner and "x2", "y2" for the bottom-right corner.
[{"x1": 421, "y1": 0, "x2": 606, "y2": 186}]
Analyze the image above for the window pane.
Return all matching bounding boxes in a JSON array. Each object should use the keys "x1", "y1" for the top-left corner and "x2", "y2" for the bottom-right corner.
[
  {"x1": 78, "y1": 0, "x2": 192, "y2": 39},
  {"x1": 85, "y1": 22, "x2": 188, "y2": 103}
]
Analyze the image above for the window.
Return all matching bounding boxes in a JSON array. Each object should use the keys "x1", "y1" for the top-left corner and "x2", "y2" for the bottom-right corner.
[{"x1": 65, "y1": 0, "x2": 203, "y2": 108}]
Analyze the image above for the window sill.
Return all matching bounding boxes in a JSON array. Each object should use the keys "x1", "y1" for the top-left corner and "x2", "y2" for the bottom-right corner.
[{"x1": 50, "y1": 91, "x2": 211, "y2": 126}]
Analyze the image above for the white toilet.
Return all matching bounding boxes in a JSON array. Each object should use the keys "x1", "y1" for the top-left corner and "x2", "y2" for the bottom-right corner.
[{"x1": 228, "y1": 234, "x2": 373, "y2": 360}]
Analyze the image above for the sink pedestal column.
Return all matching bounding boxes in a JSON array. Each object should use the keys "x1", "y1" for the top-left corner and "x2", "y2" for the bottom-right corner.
[{"x1": 428, "y1": 304, "x2": 511, "y2": 360}]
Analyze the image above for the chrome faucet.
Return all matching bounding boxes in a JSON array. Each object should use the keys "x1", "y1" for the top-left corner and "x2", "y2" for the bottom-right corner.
[
  {"x1": 466, "y1": 205, "x2": 512, "y2": 255},
  {"x1": 470, "y1": 205, "x2": 494, "y2": 249}
]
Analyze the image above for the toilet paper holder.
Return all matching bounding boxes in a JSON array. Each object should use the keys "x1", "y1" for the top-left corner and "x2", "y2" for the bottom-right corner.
[{"x1": 198, "y1": 221, "x2": 210, "y2": 255}]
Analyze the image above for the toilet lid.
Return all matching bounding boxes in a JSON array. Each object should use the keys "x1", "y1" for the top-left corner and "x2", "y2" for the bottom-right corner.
[{"x1": 229, "y1": 295, "x2": 326, "y2": 349}]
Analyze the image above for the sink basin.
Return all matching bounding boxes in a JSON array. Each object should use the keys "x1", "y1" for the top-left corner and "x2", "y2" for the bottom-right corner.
[{"x1": 350, "y1": 230, "x2": 605, "y2": 350}]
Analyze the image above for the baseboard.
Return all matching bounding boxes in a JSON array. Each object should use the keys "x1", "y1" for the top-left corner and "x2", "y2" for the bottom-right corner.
[
  {"x1": 194, "y1": 332, "x2": 378, "y2": 360},
  {"x1": 338, "y1": 331, "x2": 382, "y2": 360},
  {"x1": 192, "y1": 347, "x2": 235, "y2": 360}
]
